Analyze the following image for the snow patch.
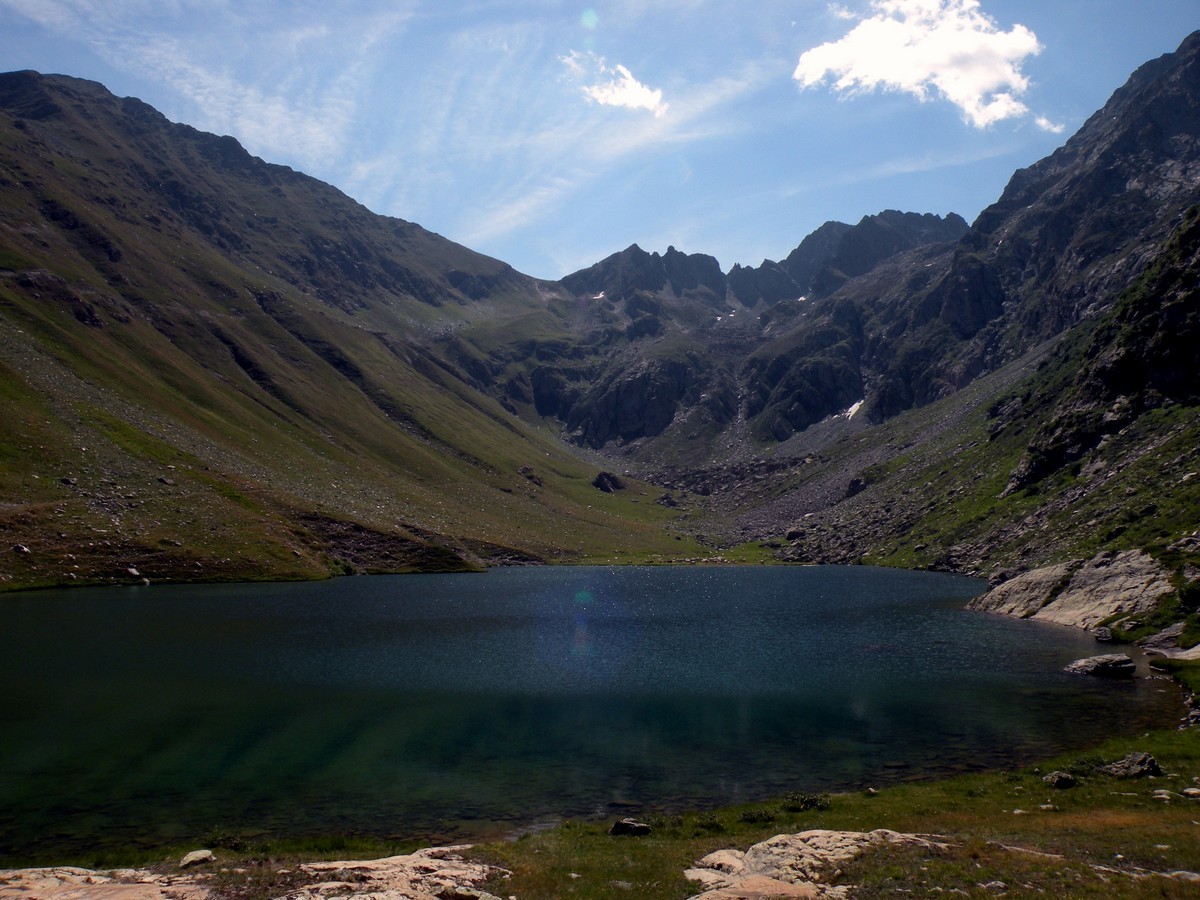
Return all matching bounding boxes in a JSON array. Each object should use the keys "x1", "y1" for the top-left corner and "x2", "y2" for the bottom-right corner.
[{"x1": 842, "y1": 399, "x2": 864, "y2": 419}]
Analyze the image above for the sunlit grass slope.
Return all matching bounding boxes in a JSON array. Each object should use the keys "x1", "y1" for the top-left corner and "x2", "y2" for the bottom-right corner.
[{"x1": 0, "y1": 72, "x2": 700, "y2": 589}]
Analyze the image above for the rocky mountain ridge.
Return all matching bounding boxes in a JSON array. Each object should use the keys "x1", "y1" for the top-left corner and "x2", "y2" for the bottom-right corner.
[{"x1": 476, "y1": 33, "x2": 1200, "y2": 460}]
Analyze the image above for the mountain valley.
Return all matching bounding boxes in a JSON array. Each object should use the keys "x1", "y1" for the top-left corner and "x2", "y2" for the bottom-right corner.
[{"x1": 2, "y1": 31, "x2": 1199, "y2": 653}]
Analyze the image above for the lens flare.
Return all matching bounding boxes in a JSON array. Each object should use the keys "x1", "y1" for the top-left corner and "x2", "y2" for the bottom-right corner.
[{"x1": 581, "y1": 9, "x2": 599, "y2": 29}]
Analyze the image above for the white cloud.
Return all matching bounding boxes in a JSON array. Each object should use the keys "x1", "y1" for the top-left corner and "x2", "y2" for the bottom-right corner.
[
  {"x1": 794, "y1": 0, "x2": 1042, "y2": 128},
  {"x1": 563, "y1": 51, "x2": 668, "y2": 118},
  {"x1": 1035, "y1": 115, "x2": 1065, "y2": 134}
]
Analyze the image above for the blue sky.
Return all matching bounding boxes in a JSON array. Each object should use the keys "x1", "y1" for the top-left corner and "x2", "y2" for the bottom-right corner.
[{"x1": 0, "y1": 1, "x2": 1195, "y2": 280}]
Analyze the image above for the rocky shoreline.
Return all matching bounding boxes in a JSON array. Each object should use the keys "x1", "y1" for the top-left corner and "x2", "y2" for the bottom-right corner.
[
  {"x1": 969, "y1": 548, "x2": 1200, "y2": 729},
  {"x1": 969, "y1": 548, "x2": 1200, "y2": 658},
  {"x1": 968, "y1": 549, "x2": 1171, "y2": 630}
]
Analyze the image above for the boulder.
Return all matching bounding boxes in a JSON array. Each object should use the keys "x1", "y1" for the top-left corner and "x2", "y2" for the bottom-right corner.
[
  {"x1": 179, "y1": 849, "x2": 215, "y2": 868},
  {"x1": 1042, "y1": 771, "x2": 1078, "y2": 789},
  {"x1": 1063, "y1": 654, "x2": 1136, "y2": 678},
  {"x1": 592, "y1": 471, "x2": 626, "y2": 493},
  {"x1": 684, "y1": 829, "x2": 953, "y2": 898},
  {"x1": 609, "y1": 817, "x2": 651, "y2": 836},
  {"x1": 1100, "y1": 751, "x2": 1163, "y2": 779},
  {"x1": 1138, "y1": 622, "x2": 1185, "y2": 653}
]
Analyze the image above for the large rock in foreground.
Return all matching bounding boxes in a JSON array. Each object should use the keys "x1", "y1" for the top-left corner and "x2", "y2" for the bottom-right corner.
[
  {"x1": 0, "y1": 867, "x2": 210, "y2": 899},
  {"x1": 685, "y1": 829, "x2": 952, "y2": 898},
  {"x1": 969, "y1": 550, "x2": 1173, "y2": 630},
  {"x1": 0, "y1": 847, "x2": 508, "y2": 900}
]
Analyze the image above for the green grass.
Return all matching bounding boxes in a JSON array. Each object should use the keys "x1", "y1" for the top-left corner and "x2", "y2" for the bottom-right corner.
[
  {"x1": 1150, "y1": 658, "x2": 1200, "y2": 694},
  {"x1": 467, "y1": 726, "x2": 1200, "y2": 899}
]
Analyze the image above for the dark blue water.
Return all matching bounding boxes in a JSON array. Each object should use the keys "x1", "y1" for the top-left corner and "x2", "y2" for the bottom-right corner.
[{"x1": 0, "y1": 566, "x2": 1181, "y2": 860}]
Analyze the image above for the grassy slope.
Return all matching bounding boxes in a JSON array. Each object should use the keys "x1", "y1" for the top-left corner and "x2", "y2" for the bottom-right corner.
[{"x1": 0, "y1": 78, "x2": 702, "y2": 590}]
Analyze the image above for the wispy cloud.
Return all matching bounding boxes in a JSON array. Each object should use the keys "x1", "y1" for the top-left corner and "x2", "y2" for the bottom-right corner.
[
  {"x1": 563, "y1": 51, "x2": 669, "y2": 118},
  {"x1": 0, "y1": 0, "x2": 416, "y2": 169},
  {"x1": 778, "y1": 139, "x2": 1029, "y2": 198},
  {"x1": 795, "y1": 0, "x2": 1043, "y2": 128},
  {"x1": 457, "y1": 58, "x2": 775, "y2": 247}
]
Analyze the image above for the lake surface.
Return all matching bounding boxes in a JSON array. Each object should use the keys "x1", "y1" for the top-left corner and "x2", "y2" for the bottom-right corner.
[{"x1": 0, "y1": 565, "x2": 1182, "y2": 861}]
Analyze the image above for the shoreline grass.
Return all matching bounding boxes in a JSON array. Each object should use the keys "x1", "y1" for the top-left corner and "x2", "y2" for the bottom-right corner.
[{"x1": 469, "y1": 722, "x2": 1200, "y2": 899}]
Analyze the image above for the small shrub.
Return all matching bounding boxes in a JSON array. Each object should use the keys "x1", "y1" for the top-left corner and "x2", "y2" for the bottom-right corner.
[
  {"x1": 693, "y1": 812, "x2": 726, "y2": 833},
  {"x1": 1178, "y1": 580, "x2": 1200, "y2": 615},
  {"x1": 200, "y1": 827, "x2": 249, "y2": 852},
  {"x1": 646, "y1": 813, "x2": 683, "y2": 830},
  {"x1": 781, "y1": 792, "x2": 831, "y2": 812},
  {"x1": 737, "y1": 807, "x2": 777, "y2": 824}
]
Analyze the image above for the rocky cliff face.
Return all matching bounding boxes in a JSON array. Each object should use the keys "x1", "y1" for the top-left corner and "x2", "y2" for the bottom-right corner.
[
  {"x1": 972, "y1": 31, "x2": 1200, "y2": 345},
  {"x1": 724, "y1": 211, "x2": 968, "y2": 305},
  {"x1": 783, "y1": 32, "x2": 1200, "y2": 435},
  {"x1": 1000, "y1": 205, "x2": 1200, "y2": 494}
]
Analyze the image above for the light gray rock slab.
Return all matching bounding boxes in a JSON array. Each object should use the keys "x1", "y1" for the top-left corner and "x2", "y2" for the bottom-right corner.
[
  {"x1": 968, "y1": 563, "x2": 1074, "y2": 618},
  {"x1": 971, "y1": 550, "x2": 1173, "y2": 631},
  {"x1": 1036, "y1": 550, "x2": 1173, "y2": 629},
  {"x1": 1063, "y1": 654, "x2": 1136, "y2": 677}
]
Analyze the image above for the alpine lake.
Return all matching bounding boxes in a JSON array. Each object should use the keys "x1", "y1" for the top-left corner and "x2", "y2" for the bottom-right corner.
[{"x1": 0, "y1": 565, "x2": 1182, "y2": 862}]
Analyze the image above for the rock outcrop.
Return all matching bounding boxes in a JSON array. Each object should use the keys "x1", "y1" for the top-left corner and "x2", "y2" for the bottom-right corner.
[
  {"x1": 970, "y1": 563, "x2": 1076, "y2": 619},
  {"x1": 968, "y1": 550, "x2": 1173, "y2": 630},
  {"x1": 1100, "y1": 751, "x2": 1164, "y2": 779},
  {"x1": 291, "y1": 847, "x2": 506, "y2": 899},
  {"x1": 0, "y1": 866, "x2": 210, "y2": 899},
  {"x1": 684, "y1": 829, "x2": 953, "y2": 899},
  {"x1": 0, "y1": 847, "x2": 508, "y2": 900},
  {"x1": 1063, "y1": 653, "x2": 1137, "y2": 677}
]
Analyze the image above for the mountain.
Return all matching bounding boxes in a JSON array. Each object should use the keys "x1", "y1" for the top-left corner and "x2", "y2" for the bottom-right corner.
[
  {"x1": 729, "y1": 210, "x2": 969, "y2": 304},
  {"x1": 0, "y1": 70, "x2": 696, "y2": 589},
  {"x1": 469, "y1": 27, "x2": 1199, "y2": 459},
  {"x1": 2, "y1": 31, "x2": 1200, "y2": 604},
  {"x1": 459, "y1": 210, "x2": 968, "y2": 462}
]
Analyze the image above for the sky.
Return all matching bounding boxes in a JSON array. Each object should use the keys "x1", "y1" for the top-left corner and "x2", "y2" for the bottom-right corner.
[{"x1": 0, "y1": 1, "x2": 1195, "y2": 280}]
